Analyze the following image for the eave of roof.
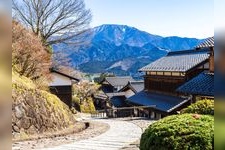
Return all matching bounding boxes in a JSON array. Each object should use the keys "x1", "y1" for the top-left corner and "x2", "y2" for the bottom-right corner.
[{"x1": 127, "y1": 91, "x2": 189, "y2": 113}]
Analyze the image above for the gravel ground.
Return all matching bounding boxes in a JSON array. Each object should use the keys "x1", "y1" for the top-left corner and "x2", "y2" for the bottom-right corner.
[{"x1": 12, "y1": 121, "x2": 109, "y2": 150}]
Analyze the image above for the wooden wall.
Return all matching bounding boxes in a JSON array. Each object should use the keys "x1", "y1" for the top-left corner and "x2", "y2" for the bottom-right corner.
[
  {"x1": 209, "y1": 47, "x2": 214, "y2": 73},
  {"x1": 144, "y1": 76, "x2": 185, "y2": 95},
  {"x1": 144, "y1": 65, "x2": 208, "y2": 95},
  {"x1": 50, "y1": 86, "x2": 72, "y2": 107}
]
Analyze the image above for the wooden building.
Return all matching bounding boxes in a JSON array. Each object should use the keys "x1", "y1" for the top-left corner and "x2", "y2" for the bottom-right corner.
[
  {"x1": 49, "y1": 69, "x2": 80, "y2": 107},
  {"x1": 139, "y1": 49, "x2": 210, "y2": 95},
  {"x1": 196, "y1": 37, "x2": 214, "y2": 73},
  {"x1": 177, "y1": 37, "x2": 214, "y2": 100},
  {"x1": 93, "y1": 76, "x2": 136, "y2": 117},
  {"x1": 127, "y1": 48, "x2": 211, "y2": 119},
  {"x1": 98, "y1": 76, "x2": 134, "y2": 109}
]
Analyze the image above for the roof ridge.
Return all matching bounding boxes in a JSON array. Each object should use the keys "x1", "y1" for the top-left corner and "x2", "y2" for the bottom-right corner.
[{"x1": 167, "y1": 49, "x2": 209, "y2": 56}]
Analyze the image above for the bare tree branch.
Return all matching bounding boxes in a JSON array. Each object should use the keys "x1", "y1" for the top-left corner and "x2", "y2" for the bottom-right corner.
[{"x1": 12, "y1": 0, "x2": 92, "y2": 49}]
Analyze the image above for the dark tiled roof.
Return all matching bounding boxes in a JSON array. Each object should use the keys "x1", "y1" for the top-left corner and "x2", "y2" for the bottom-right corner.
[
  {"x1": 129, "y1": 81, "x2": 144, "y2": 93},
  {"x1": 196, "y1": 37, "x2": 214, "y2": 49},
  {"x1": 176, "y1": 73, "x2": 214, "y2": 96},
  {"x1": 110, "y1": 96, "x2": 127, "y2": 107},
  {"x1": 105, "y1": 76, "x2": 134, "y2": 87},
  {"x1": 139, "y1": 50, "x2": 209, "y2": 72},
  {"x1": 127, "y1": 91, "x2": 189, "y2": 112},
  {"x1": 119, "y1": 81, "x2": 144, "y2": 93}
]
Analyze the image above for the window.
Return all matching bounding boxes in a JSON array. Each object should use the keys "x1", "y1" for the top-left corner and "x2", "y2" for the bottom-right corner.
[
  {"x1": 150, "y1": 72, "x2": 157, "y2": 75},
  {"x1": 172, "y1": 72, "x2": 180, "y2": 76},
  {"x1": 164, "y1": 72, "x2": 171, "y2": 76},
  {"x1": 157, "y1": 72, "x2": 163, "y2": 75}
]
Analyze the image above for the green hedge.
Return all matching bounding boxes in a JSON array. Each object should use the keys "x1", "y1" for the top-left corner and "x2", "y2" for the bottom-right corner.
[
  {"x1": 182, "y1": 99, "x2": 214, "y2": 115},
  {"x1": 140, "y1": 114, "x2": 214, "y2": 150}
]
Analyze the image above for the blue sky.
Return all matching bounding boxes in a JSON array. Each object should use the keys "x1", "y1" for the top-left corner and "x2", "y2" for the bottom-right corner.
[
  {"x1": 84, "y1": 0, "x2": 214, "y2": 39},
  {"x1": 215, "y1": 0, "x2": 225, "y2": 30}
]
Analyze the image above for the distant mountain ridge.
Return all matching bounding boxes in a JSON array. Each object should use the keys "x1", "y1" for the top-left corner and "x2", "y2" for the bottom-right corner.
[
  {"x1": 93, "y1": 24, "x2": 163, "y2": 47},
  {"x1": 53, "y1": 24, "x2": 204, "y2": 78}
]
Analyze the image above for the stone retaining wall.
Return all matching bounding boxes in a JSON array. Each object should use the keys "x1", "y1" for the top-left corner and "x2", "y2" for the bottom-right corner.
[{"x1": 12, "y1": 85, "x2": 77, "y2": 140}]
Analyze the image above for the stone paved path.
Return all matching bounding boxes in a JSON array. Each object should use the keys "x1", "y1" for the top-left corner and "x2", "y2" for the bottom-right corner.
[{"x1": 40, "y1": 119, "x2": 142, "y2": 150}]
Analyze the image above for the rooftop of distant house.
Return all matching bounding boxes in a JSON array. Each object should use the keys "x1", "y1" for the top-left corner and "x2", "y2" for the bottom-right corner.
[
  {"x1": 119, "y1": 80, "x2": 144, "y2": 93},
  {"x1": 50, "y1": 68, "x2": 80, "y2": 82},
  {"x1": 103, "y1": 76, "x2": 134, "y2": 87}
]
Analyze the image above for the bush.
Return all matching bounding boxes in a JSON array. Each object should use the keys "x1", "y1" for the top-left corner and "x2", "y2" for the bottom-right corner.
[
  {"x1": 182, "y1": 99, "x2": 214, "y2": 115},
  {"x1": 140, "y1": 114, "x2": 214, "y2": 150},
  {"x1": 72, "y1": 96, "x2": 96, "y2": 113},
  {"x1": 80, "y1": 98, "x2": 96, "y2": 113},
  {"x1": 72, "y1": 81, "x2": 98, "y2": 113}
]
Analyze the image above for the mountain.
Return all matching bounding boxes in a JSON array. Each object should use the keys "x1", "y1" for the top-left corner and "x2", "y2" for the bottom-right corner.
[
  {"x1": 53, "y1": 24, "x2": 203, "y2": 78},
  {"x1": 92, "y1": 24, "x2": 163, "y2": 47},
  {"x1": 153, "y1": 36, "x2": 202, "y2": 51}
]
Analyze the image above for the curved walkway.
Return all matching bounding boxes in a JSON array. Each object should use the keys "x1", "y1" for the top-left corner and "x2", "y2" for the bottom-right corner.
[{"x1": 41, "y1": 119, "x2": 142, "y2": 150}]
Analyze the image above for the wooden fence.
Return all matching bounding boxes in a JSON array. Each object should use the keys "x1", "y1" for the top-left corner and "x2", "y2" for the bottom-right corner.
[{"x1": 91, "y1": 105, "x2": 156, "y2": 118}]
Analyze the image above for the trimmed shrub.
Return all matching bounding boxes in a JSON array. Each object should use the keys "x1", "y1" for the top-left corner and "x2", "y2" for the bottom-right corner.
[
  {"x1": 140, "y1": 114, "x2": 214, "y2": 150},
  {"x1": 182, "y1": 99, "x2": 214, "y2": 115}
]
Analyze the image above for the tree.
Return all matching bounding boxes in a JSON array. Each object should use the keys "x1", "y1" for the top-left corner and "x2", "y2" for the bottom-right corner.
[
  {"x1": 12, "y1": 21, "x2": 51, "y2": 82},
  {"x1": 73, "y1": 81, "x2": 100, "y2": 105},
  {"x1": 72, "y1": 81, "x2": 99, "y2": 113},
  {"x1": 12, "y1": 0, "x2": 92, "y2": 49},
  {"x1": 52, "y1": 51, "x2": 72, "y2": 70}
]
